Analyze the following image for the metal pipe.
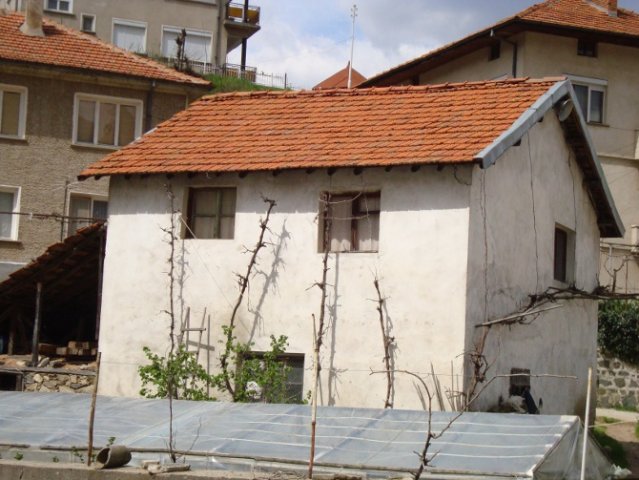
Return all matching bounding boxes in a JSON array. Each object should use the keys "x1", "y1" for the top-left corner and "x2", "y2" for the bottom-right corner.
[
  {"x1": 30, "y1": 282, "x2": 42, "y2": 367},
  {"x1": 580, "y1": 367, "x2": 592, "y2": 480}
]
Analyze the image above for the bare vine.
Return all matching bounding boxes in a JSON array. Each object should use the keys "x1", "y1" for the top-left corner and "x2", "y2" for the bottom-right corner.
[
  {"x1": 219, "y1": 197, "x2": 277, "y2": 398},
  {"x1": 308, "y1": 192, "x2": 332, "y2": 479},
  {"x1": 374, "y1": 276, "x2": 394, "y2": 408}
]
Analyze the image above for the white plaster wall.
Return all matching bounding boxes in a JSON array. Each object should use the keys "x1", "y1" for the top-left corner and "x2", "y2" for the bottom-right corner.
[
  {"x1": 98, "y1": 166, "x2": 473, "y2": 409},
  {"x1": 465, "y1": 113, "x2": 601, "y2": 415}
]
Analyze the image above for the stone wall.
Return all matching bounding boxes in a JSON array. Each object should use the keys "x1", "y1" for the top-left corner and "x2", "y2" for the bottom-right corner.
[
  {"x1": 22, "y1": 371, "x2": 95, "y2": 394},
  {"x1": 597, "y1": 351, "x2": 639, "y2": 410}
]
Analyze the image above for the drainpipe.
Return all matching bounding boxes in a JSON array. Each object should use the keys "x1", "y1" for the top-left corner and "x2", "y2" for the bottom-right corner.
[
  {"x1": 145, "y1": 81, "x2": 156, "y2": 133},
  {"x1": 215, "y1": 1, "x2": 225, "y2": 68}
]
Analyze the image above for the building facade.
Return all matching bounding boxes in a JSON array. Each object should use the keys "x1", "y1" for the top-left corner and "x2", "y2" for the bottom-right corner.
[
  {"x1": 0, "y1": 8, "x2": 209, "y2": 279},
  {"x1": 81, "y1": 80, "x2": 621, "y2": 415},
  {"x1": 362, "y1": 0, "x2": 639, "y2": 293},
  {"x1": 12, "y1": 0, "x2": 260, "y2": 71}
]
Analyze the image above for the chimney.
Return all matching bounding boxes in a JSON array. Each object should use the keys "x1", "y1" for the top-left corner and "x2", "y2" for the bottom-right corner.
[
  {"x1": 608, "y1": 0, "x2": 618, "y2": 17},
  {"x1": 20, "y1": 0, "x2": 44, "y2": 37}
]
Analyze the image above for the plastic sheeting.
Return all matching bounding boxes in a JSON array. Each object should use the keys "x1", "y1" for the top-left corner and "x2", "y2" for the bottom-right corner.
[{"x1": 0, "y1": 392, "x2": 612, "y2": 478}]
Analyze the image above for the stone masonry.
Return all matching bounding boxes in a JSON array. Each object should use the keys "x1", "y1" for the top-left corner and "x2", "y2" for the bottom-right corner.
[
  {"x1": 597, "y1": 350, "x2": 639, "y2": 410},
  {"x1": 23, "y1": 371, "x2": 95, "y2": 394}
]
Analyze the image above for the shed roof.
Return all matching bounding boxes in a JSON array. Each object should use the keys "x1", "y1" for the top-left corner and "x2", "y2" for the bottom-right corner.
[
  {"x1": 0, "y1": 13, "x2": 210, "y2": 88},
  {"x1": 361, "y1": 0, "x2": 639, "y2": 87}
]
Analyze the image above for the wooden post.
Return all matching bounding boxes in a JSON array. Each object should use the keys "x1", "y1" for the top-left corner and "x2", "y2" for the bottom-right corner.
[
  {"x1": 30, "y1": 282, "x2": 42, "y2": 367},
  {"x1": 87, "y1": 352, "x2": 101, "y2": 466}
]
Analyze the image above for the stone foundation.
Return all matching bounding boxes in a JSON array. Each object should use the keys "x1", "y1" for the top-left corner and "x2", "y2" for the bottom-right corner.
[
  {"x1": 22, "y1": 370, "x2": 95, "y2": 394},
  {"x1": 597, "y1": 351, "x2": 639, "y2": 410}
]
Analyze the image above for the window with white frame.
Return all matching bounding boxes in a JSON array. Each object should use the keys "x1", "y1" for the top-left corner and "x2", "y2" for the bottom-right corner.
[
  {"x1": 81, "y1": 13, "x2": 96, "y2": 33},
  {"x1": 67, "y1": 194, "x2": 108, "y2": 235},
  {"x1": 185, "y1": 187, "x2": 236, "y2": 239},
  {"x1": 569, "y1": 75, "x2": 607, "y2": 124},
  {"x1": 0, "y1": 186, "x2": 20, "y2": 241},
  {"x1": 45, "y1": 0, "x2": 72, "y2": 13},
  {"x1": 161, "y1": 26, "x2": 213, "y2": 64},
  {"x1": 112, "y1": 19, "x2": 147, "y2": 54},
  {"x1": 319, "y1": 192, "x2": 380, "y2": 253},
  {"x1": 0, "y1": 84, "x2": 27, "y2": 139},
  {"x1": 73, "y1": 94, "x2": 142, "y2": 148}
]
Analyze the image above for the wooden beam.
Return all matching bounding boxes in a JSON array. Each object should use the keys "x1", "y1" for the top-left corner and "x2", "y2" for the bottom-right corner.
[
  {"x1": 353, "y1": 167, "x2": 363, "y2": 176},
  {"x1": 238, "y1": 171, "x2": 249, "y2": 178},
  {"x1": 30, "y1": 282, "x2": 42, "y2": 367},
  {"x1": 410, "y1": 165, "x2": 421, "y2": 172},
  {"x1": 384, "y1": 166, "x2": 393, "y2": 172},
  {"x1": 305, "y1": 168, "x2": 316, "y2": 174},
  {"x1": 327, "y1": 167, "x2": 337, "y2": 176}
]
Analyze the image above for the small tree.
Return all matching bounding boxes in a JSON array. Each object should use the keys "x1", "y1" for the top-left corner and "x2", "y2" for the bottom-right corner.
[{"x1": 599, "y1": 299, "x2": 639, "y2": 365}]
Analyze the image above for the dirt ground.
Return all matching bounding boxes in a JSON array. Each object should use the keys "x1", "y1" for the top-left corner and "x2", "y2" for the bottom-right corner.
[{"x1": 603, "y1": 421, "x2": 639, "y2": 476}]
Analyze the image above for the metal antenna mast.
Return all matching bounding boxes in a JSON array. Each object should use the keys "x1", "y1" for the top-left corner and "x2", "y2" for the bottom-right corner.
[{"x1": 348, "y1": 4, "x2": 358, "y2": 88}]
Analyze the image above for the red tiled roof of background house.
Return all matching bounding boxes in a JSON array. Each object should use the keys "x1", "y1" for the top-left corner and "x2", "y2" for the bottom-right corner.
[
  {"x1": 0, "y1": 12, "x2": 210, "y2": 87},
  {"x1": 519, "y1": 0, "x2": 639, "y2": 36},
  {"x1": 79, "y1": 78, "x2": 562, "y2": 178},
  {"x1": 313, "y1": 62, "x2": 367, "y2": 90},
  {"x1": 361, "y1": 0, "x2": 639, "y2": 87}
]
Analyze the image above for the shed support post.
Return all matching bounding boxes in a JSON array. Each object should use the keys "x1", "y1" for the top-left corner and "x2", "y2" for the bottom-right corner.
[{"x1": 30, "y1": 282, "x2": 42, "y2": 367}]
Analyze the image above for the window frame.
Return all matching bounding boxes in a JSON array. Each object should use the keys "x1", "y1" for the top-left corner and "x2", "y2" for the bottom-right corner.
[
  {"x1": 66, "y1": 193, "x2": 108, "y2": 236},
  {"x1": 184, "y1": 187, "x2": 237, "y2": 240},
  {"x1": 553, "y1": 224, "x2": 576, "y2": 284},
  {"x1": 240, "y1": 352, "x2": 305, "y2": 404},
  {"x1": 111, "y1": 18, "x2": 148, "y2": 54},
  {"x1": 0, "y1": 84, "x2": 28, "y2": 140},
  {"x1": 161, "y1": 25, "x2": 214, "y2": 64},
  {"x1": 568, "y1": 75, "x2": 607, "y2": 124},
  {"x1": 0, "y1": 185, "x2": 21, "y2": 242},
  {"x1": 44, "y1": 0, "x2": 73, "y2": 14},
  {"x1": 81, "y1": 13, "x2": 96, "y2": 33},
  {"x1": 319, "y1": 191, "x2": 381, "y2": 253},
  {"x1": 72, "y1": 93, "x2": 143, "y2": 149},
  {"x1": 577, "y1": 38, "x2": 597, "y2": 58}
]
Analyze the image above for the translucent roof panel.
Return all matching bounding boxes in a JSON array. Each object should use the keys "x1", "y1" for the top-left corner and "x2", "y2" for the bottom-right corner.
[{"x1": 0, "y1": 392, "x2": 597, "y2": 478}]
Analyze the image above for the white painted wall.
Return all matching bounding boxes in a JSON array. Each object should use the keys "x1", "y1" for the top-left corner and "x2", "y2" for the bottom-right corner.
[
  {"x1": 465, "y1": 113, "x2": 601, "y2": 415},
  {"x1": 98, "y1": 166, "x2": 473, "y2": 409}
]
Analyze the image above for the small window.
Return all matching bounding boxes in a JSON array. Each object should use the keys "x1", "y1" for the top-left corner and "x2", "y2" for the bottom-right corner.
[
  {"x1": 73, "y1": 94, "x2": 142, "y2": 148},
  {"x1": 0, "y1": 84, "x2": 27, "y2": 139},
  {"x1": 45, "y1": 0, "x2": 72, "y2": 13},
  {"x1": 0, "y1": 186, "x2": 21, "y2": 241},
  {"x1": 81, "y1": 13, "x2": 96, "y2": 33},
  {"x1": 162, "y1": 26, "x2": 213, "y2": 64},
  {"x1": 319, "y1": 192, "x2": 380, "y2": 253},
  {"x1": 67, "y1": 194, "x2": 107, "y2": 235},
  {"x1": 570, "y1": 78, "x2": 606, "y2": 124},
  {"x1": 554, "y1": 225, "x2": 575, "y2": 283},
  {"x1": 577, "y1": 39, "x2": 597, "y2": 57},
  {"x1": 112, "y1": 19, "x2": 147, "y2": 54},
  {"x1": 509, "y1": 368, "x2": 531, "y2": 397},
  {"x1": 242, "y1": 353, "x2": 304, "y2": 403},
  {"x1": 185, "y1": 187, "x2": 236, "y2": 239},
  {"x1": 489, "y1": 42, "x2": 501, "y2": 61}
]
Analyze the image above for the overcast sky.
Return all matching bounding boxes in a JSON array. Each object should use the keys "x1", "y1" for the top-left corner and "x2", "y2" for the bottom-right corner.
[{"x1": 227, "y1": 0, "x2": 639, "y2": 89}]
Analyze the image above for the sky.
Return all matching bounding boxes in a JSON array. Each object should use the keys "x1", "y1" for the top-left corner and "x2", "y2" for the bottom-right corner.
[{"x1": 227, "y1": 0, "x2": 639, "y2": 89}]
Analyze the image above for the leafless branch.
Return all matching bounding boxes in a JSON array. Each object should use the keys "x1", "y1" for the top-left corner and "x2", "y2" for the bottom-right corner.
[{"x1": 374, "y1": 276, "x2": 394, "y2": 409}]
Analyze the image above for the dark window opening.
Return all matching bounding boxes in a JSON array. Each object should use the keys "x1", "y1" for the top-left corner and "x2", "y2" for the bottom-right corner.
[
  {"x1": 577, "y1": 39, "x2": 597, "y2": 57},
  {"x1": 554, "y1": 227, "x2": 568, "y2": 282},
  {"x1": 185, "y1": 187, "x2": 236, "y2": 239},
  {"x1": 489, "y1": 42, "x2": 501, "y2": 61},
  {"x1": 509, "y1": 368, "x2": 531, "y2": 397}
]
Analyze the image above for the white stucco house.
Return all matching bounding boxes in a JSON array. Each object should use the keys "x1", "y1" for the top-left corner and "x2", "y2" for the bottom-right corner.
[{"x1": 80, "y1": 77, "x2": 622, "y2": 415}]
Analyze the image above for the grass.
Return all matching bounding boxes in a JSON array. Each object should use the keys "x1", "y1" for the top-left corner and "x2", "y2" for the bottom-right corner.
[
  {"x1": 596, "y1": 416, "x2": 621, "y2": 425},
  {"x1": 612, "y1": 404, "x2": 639, "y2": 413},
  {"x1": 204, "y1": 74, "x2": 285, "y2": 94},
  {"x1": 593, "y1": 426, "x2": 629, "y2": 468}
]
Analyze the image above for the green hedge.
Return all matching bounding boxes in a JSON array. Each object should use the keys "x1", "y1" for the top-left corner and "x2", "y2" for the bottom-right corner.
[{"x1": 598, "y1": 299, "x2": 639, "y2": 366}]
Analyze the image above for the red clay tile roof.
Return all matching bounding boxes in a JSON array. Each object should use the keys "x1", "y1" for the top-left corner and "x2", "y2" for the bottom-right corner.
[
  {"x1": 0, "y1": 13, "x2": 210, "y2": 87},
  {"x1": 362, "y1": 0, "x2": 639, "y2": 87},
  {"x1": 313, "y1": 63, "x2": 367, "y2": 90},
  {"x1": 79, "y1": 78, "x2": 561, "y2": 178}
]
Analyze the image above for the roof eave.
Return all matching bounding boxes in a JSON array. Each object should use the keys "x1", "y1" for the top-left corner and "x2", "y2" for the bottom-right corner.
[{"x1": 474, "y1": 80, "x2": 624, "y2": 238}]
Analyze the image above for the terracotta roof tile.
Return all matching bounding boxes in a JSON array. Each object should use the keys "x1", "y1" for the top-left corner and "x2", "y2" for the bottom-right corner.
[
  {"x1": 313, "y1": 62, "x2": 367, "y2": 90},
  {"x1": 79, "y1": 78, "x2": 562, "y2": 178},
  {"x1": 0, "y1": 13, "x2": 210, "y2": 87}
]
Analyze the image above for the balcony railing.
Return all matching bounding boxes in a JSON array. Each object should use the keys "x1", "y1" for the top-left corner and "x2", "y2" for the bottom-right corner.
[
  {"x1": 226, "y1": 2, "x2": 260, "y2": 25},
  {"x1": 208, "y1": 63, "x2": 288, "y2": 89}
]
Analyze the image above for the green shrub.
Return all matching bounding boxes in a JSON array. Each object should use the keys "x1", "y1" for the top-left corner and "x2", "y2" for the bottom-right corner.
[{"x1": 598, "y1": 300, "x2": 639, "y2": 366}]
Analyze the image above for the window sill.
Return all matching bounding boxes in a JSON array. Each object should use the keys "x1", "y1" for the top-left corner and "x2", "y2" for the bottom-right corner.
[
  {"x1": 0, "y1": 135, "x2": 27, "y2": 143},
  {"x1": 0, "y1": 238, "x2": 21, "y2": 245},
  {"x1": 44, "y1": 9, "x2": 75, "y2": 16},
  {"x1": 71, "y1": 142, "x2": 120, "y2": 152},
  {"x1": 587, "y1": 122, "x2": 609, "y2": 128},
  {"x1": 321, "y1": 250, "x2": 379, "y2": 254}
]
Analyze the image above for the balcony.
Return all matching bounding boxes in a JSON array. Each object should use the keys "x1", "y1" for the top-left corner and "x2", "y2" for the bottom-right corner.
[{"x1": 225, "y1": 2, "x2": 261, "y2": 53}]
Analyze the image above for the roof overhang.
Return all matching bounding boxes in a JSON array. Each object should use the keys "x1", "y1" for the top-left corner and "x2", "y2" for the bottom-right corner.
[{"x1": 475, "y1": 79, "x2": 623, "y2": 238}]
